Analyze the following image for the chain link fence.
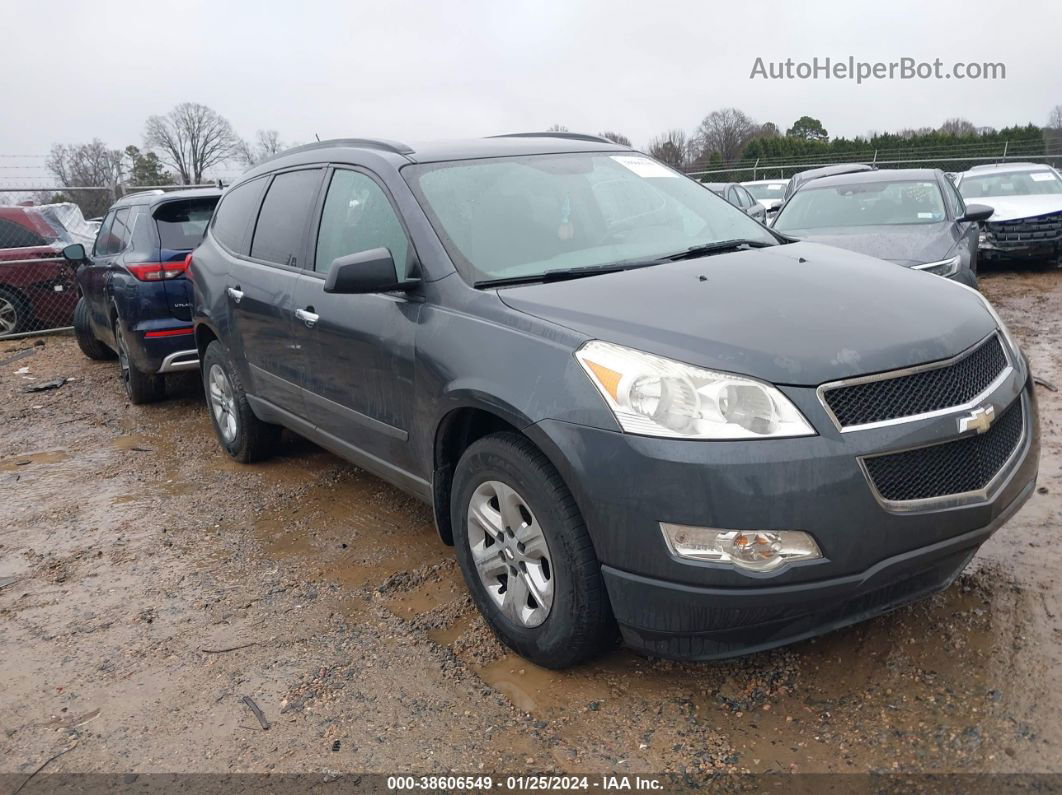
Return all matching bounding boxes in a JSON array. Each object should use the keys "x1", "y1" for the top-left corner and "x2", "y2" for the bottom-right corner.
[{"x1": 684, "y1": 138, "x2": 1062, "y2": 182}]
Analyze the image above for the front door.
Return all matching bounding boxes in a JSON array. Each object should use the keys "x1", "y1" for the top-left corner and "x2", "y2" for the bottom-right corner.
[{"x1": 291, "y1": 167, "x2": 421, "y2": 473}]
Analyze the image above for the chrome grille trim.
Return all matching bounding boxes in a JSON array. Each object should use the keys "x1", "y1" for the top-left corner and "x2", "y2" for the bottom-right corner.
[{"x1": 816, "y1": 331, "x2": 1012, "y2": 433}]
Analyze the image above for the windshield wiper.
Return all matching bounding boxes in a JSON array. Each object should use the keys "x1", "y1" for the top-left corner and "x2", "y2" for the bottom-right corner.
[
  {"x1": 658, "y1": 238, "x2": 776, "y2": 262},
  {"x1": 474, "y1": 260, "x2": 660, "y2": 289}
]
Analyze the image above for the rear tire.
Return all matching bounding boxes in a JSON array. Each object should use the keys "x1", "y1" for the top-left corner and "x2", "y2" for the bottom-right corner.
[
  {"x1": 73, "y1": 298, "x2": 114, "y2": 360},
  {"x1": 202, "y1": 340, "x2": 280, "y2": 463},
  {"x1": 452, "y1": 432, "x2": 615, "y2": 668},
  {"x1": 115, "y1": 317, "x2": 164, "y2": 404},
  {"x1": 0, "y1": 287, "x2": 29, "y2": 338}
]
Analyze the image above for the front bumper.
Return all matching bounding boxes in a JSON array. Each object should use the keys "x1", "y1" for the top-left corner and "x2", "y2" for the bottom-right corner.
[
  {"x1": 603, "y1": 479, "x2": 1033, "y2": 660},
  {"x1": 527, "y1": 376, "x2": 1039, "y2": 660}
]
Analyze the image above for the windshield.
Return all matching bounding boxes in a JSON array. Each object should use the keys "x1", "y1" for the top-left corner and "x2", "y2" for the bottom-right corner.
[
  {"x1": 958, "y1": 170, "x2": 1062, "y2": 198},
  {"x1": 403, "y1": 153, "x2": 776, "y2": 284},
  {"x1": 774, "y1": 179, "x2": 947, "y2": 231},
  {"x1": 744, "y1": 182, "x2": 787, "y2": 200}
]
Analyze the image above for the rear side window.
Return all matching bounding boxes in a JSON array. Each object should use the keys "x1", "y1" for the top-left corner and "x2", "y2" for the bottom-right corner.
[
  {"x1": 93, "y1": 211, "x2": 116, "y2": 255},
  {"x1": 0, "y1": 218, "x2": 47, "y2": 249},
  {"x1": 155, "y1": 198, "x2": 219, "y2": 251},
  {"x1": 250, "y1": 169, "x2": 322, "y2": 266},
  {"x1": 314, "y1": 169, "x2": 410, "y2": 277},
  {"x1": 96, "y1": 207, "x2": 132, "y2": 256},
  {"x1": 212, "y1": 178, "x2": 268, "y2": 256}
]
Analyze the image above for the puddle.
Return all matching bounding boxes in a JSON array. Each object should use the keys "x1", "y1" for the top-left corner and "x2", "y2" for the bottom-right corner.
[
  {"x1": 476, "y1": 654, "x2": 612, "y2": 715},
  {"x1": 428, "y1": 613, "x2": 475, "y2": 647},
  {"x1": 384, "y1": 569, "x2": 465, "y2": 617},
  {"x1": 0, "y1": 450, "x2": 69, "y2": 471},
  {"x1": 249, "y1": 467, "x2": 444, "y2": 590},
  {"x1": 111, "y1": 435, "x2": 154, "y2": 452}
]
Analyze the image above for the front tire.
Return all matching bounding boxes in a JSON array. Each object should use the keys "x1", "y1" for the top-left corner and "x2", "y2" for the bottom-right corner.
[
  {"x1": 114, "y1": 317, "x2": 164, "y2": 404},
  {"x1": 73, "y1": 298, "x2": 114, "y2": 360},
  {"x1": 452, "y1": 432, "x2": 615, "y2": 668},
  {"x1": 201, "y1": 340, "x2": 280, "y2": 463}
]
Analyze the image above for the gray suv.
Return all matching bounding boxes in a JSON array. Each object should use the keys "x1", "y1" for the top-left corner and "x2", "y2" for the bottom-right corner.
[{"x1": 190, "y1": 133, "x2": 1039, "y2": 668}]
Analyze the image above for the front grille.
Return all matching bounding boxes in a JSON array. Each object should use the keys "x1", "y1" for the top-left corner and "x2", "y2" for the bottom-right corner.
[
  {"x1": 985, "y1": 209, "x2": 1062, "y2": 249},
  {"x1": 822, "y1": 335, "x2": 1008, "y2": 428},
  {"x1": 862, "y1": 397, "x2": 1024, "y2": 503}
]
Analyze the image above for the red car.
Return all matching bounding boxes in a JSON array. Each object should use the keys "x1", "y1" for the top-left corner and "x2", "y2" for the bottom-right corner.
[{"x1": 0, "y1": 207, "x2": 80, "y2": 336}]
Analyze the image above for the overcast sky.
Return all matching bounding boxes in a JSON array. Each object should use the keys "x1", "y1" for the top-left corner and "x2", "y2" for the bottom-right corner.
[{"x1": 2, "y1": 0, "x2": 1059, "y2": 183}]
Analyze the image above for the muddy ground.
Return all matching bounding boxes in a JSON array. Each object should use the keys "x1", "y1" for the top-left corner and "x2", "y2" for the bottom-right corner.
[{"x1": 1, "y1": 263, "x2": 1060, "y2": 782}]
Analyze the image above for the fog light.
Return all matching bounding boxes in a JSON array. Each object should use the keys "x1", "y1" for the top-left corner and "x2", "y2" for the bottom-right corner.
[{"x1": 659, "y1": 523, "x2": 821, "y2": 572}]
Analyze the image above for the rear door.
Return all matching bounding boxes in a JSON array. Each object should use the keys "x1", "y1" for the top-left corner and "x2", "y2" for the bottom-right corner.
[
  {"x1": 229, "y1": 168, "x2": 324, "y2": 415},
  {"x1": 89, "y1": 207, "x2": 133, "y2": 344},
  {"x1": 291, "y1": 166, "x2": 421, "y2": 473}
]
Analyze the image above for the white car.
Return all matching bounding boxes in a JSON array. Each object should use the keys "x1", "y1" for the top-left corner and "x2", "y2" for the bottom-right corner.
[
  {"x1": 954, "y1": 163, "x2": 1062, "y2": 264},
  {"x1": 740, "y1": 179, "x2": 790, "y2": 215}
]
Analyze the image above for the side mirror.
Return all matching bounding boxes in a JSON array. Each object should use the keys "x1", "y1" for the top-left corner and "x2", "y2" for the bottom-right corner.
[
  {"x1": 960, "y1": 204, "x2": 994, "y2": 223},
  {"x1": 62, "y1": 243, "x2": 86, "y2": 262},
  {"x1": 323, "y1": 247, "x2": 416, "y2": 294}
]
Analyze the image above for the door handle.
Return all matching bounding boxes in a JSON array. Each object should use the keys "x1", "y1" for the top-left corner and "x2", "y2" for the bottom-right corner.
[
  {"x1": 226, "y1": 286, "x2": 244, "y2": 304},
  {"x1": 295, "y1": 308, "x2": 319, "y2": 328}
]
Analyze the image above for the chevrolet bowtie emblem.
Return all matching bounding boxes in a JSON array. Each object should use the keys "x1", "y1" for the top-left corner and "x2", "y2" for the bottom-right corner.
[{"x1": 958, "y1": 405, "x2": 995, "y2": 434}]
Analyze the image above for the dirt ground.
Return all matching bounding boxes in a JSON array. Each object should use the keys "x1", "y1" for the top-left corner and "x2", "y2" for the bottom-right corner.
[{"x1": 1, "y1": 262, "x2": 1060, "y2": 783}]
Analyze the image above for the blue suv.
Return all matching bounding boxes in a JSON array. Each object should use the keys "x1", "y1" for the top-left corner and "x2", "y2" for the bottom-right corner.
[{"x1": 63, "y1": 189, "x2": 221, "y2": 403}]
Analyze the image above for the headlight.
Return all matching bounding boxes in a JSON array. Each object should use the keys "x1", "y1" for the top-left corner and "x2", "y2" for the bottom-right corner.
[
  {"x1": 575, "y1": 340, "x2": 815, "y2": 440},
  {"x1": 913, "y1": 255, "x2": 960, "y2": 277}
]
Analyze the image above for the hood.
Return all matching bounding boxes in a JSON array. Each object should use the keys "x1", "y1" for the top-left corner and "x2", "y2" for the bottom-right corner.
[
  {"x1": 973, "y1": 194, "x2": 1062, "y2": 223},
  {"x1": 781, "y1": 224, "x2": 953, "y2": 267},
  {"x1": 497, "y1": 241, "x2": 994, "y2": 386}
]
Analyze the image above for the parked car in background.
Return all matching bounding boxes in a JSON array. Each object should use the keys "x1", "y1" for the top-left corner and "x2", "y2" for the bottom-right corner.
[
  {"x1": 954, "y1": 163, "x2": 1062, "y2": 266},
  {"x1": 772, "y1": 168, "x2": 994, "y2": 287},
  {"x1": 703, "y1": 182, "x2": 767, "y2": 223},
  {"x1": 191, "y1": 134, "x2": 1037, "y2": 668},
  {"x1": 62, "y1": 188, "x2": 221, "y2": 403},
  {"x1": 782, "y1": 163, "x2": 875, "y2": 204},
  {"x1": 740, "y1": 178, "x2": 789, "y2": 216},
  {"x1": 0, "y1": 206, "x2": 80, "y2": 336}
]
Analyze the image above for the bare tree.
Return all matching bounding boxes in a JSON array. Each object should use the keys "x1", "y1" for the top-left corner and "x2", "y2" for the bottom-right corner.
[
  {"x1": 758, "y1": 122, "x2": 780, "y2": 138},
  {"x1": 546, "y1": 124, "x2": 569, "y2": 132},
  {"x1": 647, "y1": 129, "x2": 690, "y2": 170},
  {"x1": 45, "y1": 139, "x2": 124, "y2": 217},
  {"x1": 598, "y1": 131, "x2": 632, "y2": 146},
  {"x1": 694, "y1": 108, "x2": 758, "y2": 163},
  {"x1": 144, "y1": 102, "x2": 240, "y2": 184},
  {"x1": 236, "y1": 129, "x2": 288, "y2": 167},
  {"x1": 939, "y1": 117, "x2": 978, "y2": 136},
  {"x1": 1048, "y1": 105, "x2": 1062, "y2": 130}
]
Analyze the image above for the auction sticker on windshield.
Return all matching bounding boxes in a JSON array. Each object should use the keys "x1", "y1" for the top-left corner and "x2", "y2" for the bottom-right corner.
[{"x1": 610, "y1": 155, "x2": 679, "y2": 178}]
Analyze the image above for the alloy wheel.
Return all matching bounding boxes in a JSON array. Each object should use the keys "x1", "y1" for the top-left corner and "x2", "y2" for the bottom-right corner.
[
  {"x1": 208, "y1": 364, "x2": 238, "y2": 443},
  {"x1": 466, "y1": 479, "x2": 554, "y2": 628},
  {"x1": 0, "y1": 296, "x2": 19, "y2": 336}
]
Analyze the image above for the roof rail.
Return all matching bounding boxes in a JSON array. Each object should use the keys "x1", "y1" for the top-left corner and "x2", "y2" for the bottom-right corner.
[
  {"x1": 489, "y1": 132, "x2": 619, "y2": 145},
  {"x1": 267, "y1": 138, "x2": 415, "y2": 160},
  {"x1": 968, "y1": 161, "x2": 1042, "y2": 171}
]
